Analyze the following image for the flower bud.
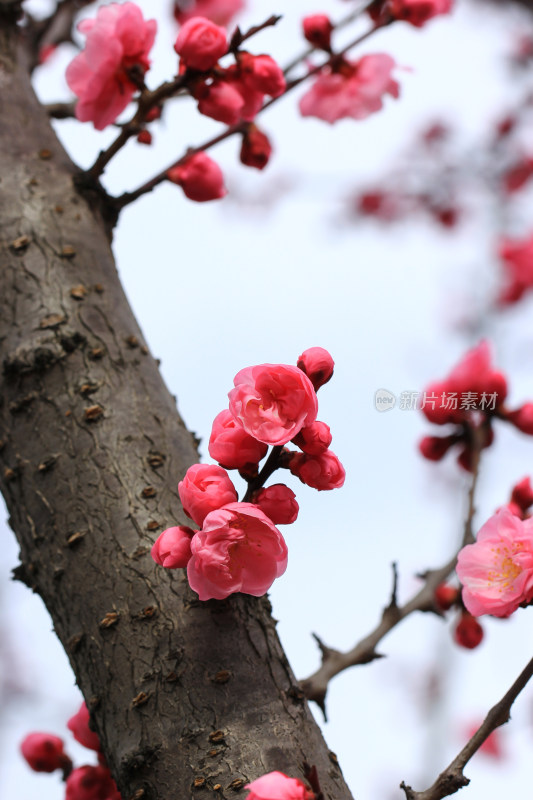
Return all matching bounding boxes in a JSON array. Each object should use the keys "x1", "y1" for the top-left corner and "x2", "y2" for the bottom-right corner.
[
  {"x1": 174, "y1": 17, "x2": 228, "y2": 71},
  {"x1": 302, "y1": 14, "x2": 333, "y2": 50},
  {"x1": 209, "y1": 409, "x2": 268, "y2": 470},
  {"x1": 151, "y1": 525, "x2": 196, "y2": 568},
  {"x1": 292, "y1": 421, "x2": 332, "y2": 456},
  {"x1": 511, "y1": 476, "x2": 533, "y2": 511},
  {"x1": 167, "y1": 152, "x2": 227, "y2": 202},
  {"x1": 296, "y1": 347, "x2": 334, "y2": 390},
  {"x1": 453, "y1": 613, "x2": 484, "y2": 649},
  {"x1": 254, "y1": 484, "x2": 299, "y2": 524},
  {"x1": 418, "y1": 435, "x2": 456, "y2": 461},
  {"x1": 20, "y1": 733, "x2": 66, "y2": 772},
  {"x1": 240, "y1": 126, "x2": 272, "y2": 170},
  {"x1": 67, "y1": 703, "x2": 101, "y2": 752},
  {"x1": 239, "y1": 52, "x2": 286, "y2": 97},
  {"x1": 179, "y1": 463, "x2": 238, "y2": 526},
  {"x1": 65, "y1": 765, "x2": 119, "y2": 800},
  {"x1": 434, "y1": 583, "x2": 459, "y2": 611},
  {"x1": 196, "y1": 79, "x2": 245, "y2": 124},
  {"x1": 289, "y1": 450, "x2": 345, "y2": 491},
  {"x1": 137, "y1": 130, "x2": 152, "y2": 145},
  {"x1": 507, "y1": 403, "x2": 533, "y2": 435}
]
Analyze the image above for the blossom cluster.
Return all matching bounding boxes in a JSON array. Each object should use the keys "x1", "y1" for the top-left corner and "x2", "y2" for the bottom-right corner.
[
  {"x1": 152, "y1": 348, "x2": 345, "y2": 601},
  {"x1": 21, "y1": 702, "x2": 121, "y2": 800},
  {"x1": 419, "y1": 340, "x2": 533, "y2": 470}
]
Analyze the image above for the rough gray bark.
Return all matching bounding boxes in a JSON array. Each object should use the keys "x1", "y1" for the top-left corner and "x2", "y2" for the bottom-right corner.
[{"x1": 0, "y1": 14, "x2": 354, "y2": 800}]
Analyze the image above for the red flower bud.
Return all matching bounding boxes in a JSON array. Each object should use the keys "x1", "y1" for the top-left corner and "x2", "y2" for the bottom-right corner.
[
  {"x1": 137, "y1": 130, "x2": 152, "y2": 145},
  {"x1": 453, "y1": 613, "x2": 484, "y2": 649},
  {"x1": 240, "y1": 126, "x2": 272, "y2": 170},
  {"x1": 302, "y1": 14, "x2": 333, "y2": 51},
  {"x1": 20, "y1": 733, "x2": 67, "y2": 772},
  {"x1": 434, "y1": 583, "x2": 459, "y2": 611},
  {"x1": 297, "y1": 347, "x2": 334, "y2": 391}
]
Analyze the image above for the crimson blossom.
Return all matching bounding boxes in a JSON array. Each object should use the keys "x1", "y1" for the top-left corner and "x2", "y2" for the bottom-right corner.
[
  {"x1": 299, "y1": 54, "x2": 399, "y2": 124},
  {"x1": 66, "y1": 2, "x2": 157, "y2": 130},
  {"x1": 456, "y1": 508, "x2": 533, "y2": 618}
]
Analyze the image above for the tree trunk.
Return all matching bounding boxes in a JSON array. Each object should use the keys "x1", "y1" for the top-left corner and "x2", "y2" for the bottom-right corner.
[{"x1": 0, "y1": 12, "x2": 353, "y2": 800}]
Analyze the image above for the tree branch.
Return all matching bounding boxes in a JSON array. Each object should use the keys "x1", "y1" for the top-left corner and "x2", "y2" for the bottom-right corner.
[
  {"x1": 300, "y1": 423, "x2": 482, "y2": 716},
  {"x1": 112, "y1": 20, "x2": 389, "y2": 211},
  {"x1": 400, "y1": 653, "x2": 533, "y2": 800}
]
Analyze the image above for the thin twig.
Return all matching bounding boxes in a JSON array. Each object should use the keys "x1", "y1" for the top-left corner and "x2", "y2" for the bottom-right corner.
[
  {"x1": 112, "y1": 21, "x2": 389, "y2": 211},
  {"x1": 400, "y1": 653, "x2": 533, "y2": 800},
  {"x1": 299, "y1": 430, "x2": 483, "y2": 717}
]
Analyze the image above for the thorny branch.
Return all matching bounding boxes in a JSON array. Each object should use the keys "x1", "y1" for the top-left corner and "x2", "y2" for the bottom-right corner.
[
  {"x1": 299, "y1": 422, "x2": 484, "y2": 718},
  {"x1": 400, "y1": 653, "x2": 533, "y2": 800}
]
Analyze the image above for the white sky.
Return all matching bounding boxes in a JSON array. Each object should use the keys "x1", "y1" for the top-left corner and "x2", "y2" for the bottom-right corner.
[{"x1": 3, "y1": 1, "x2": 533, "y2": 799}]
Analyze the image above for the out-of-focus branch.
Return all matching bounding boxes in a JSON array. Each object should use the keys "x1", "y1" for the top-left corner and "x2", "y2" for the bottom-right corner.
[
  {"x1": 25, "y1": 0, "x2": 96, "y2": 71},
  {"x1": 111, "y1": 20, "x2": 388, "y2": 210},
  {"x1": 299, "y1": 423, "x2": 483, "y2": 718},
  {"x1": 400, "y1": 653, "x2": 533, "y2": 800},
  {"x1": 44, "y1": 100, "x2": 76, "y2": 119}
]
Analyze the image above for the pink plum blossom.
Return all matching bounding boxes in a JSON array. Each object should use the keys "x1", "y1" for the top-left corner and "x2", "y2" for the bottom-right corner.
[
  {"x1": 299, "y1": 54, "x2": 399, "y2": 124},
  {"x1": 174, "y1": 17, "x2": 227, "y2": 71},
  {"x1": 66, "y1": 3, "x2": 157, "y2": 130},
  {"x1": 245, "y1": 771, "x2": 313, "y2": 800},
  {"x1": 229, "y1": 363, "x2": 318, "y2": 446},
  {"x1": 456, "y1": 509, "x2": 533, "y2": 617},
  {"x1": 174, "y1": 0, "x2": 245, "y2": 27},
  {"x1": 289, "y1": 450, "x2": 345, "y2": 490},
  {"x1": 179, "y1": 464, "x2": 238, "y2": 526},
  {"x1": 67, "y1": 703, "x2": 101, "y2": 752},
  {"x1": 254, "y1": 484, "x2": 299, "y2": 525},
  {"x1": 151, "y1": 525, "x2": 196, "y2": 568},
  {"x1": 297, "y1": 347, "x2": 334, "y2": 390},
  {"x1": 187, "y1": 503, "x2": 288, "y2": 600},
  {"x1": 20, "y1": 733, "x2": 67, "y2": 773},
  {"x1": 209, "y1": 409, "x2": 268, "y2": 470},
  {"x1": 167, "y1": 151, "x2": 227, "y2": 202}
]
